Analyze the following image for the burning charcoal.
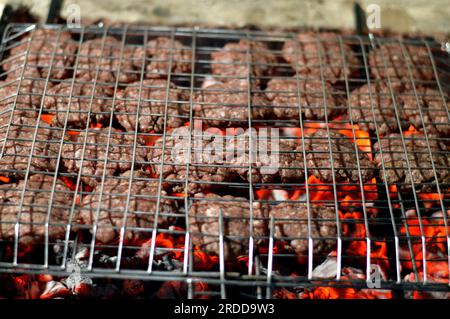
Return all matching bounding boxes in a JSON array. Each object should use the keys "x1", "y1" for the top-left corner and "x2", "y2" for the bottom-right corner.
[
  {"x1": 193, "y1": 78, "x2": 272, "y2": 127},
  {"x1": 303, "y1": 129, "x2": 375, "y2": 183},
  {"x1": 115, "y1": 79, "x2": 186, "y2": 133},
  {"x1": 76, "y1": 37, "x2": 144, "y2": 84},
  {"x1": 265, "y1": 76, "x2": 344, "y2": 120},
  {"x1": 401, "y1": 86, "x2": 450, "y2": 137},
  {"x1": 122, "y1": 279, "x2": 145, "y2": 297},
  {"x1": 144, "y1": 37, "x2": 192, "y2": 78},
  {"x1": 374, "y1": 133, "x2": 450, "y2": 191},
  {"x1": 40, "y1": 281, "x2": 72, "y2": 299},
  {"x1": 148, "y1": 126, "x2": 235, "y2": 194},
  {"x1": 282, "y1": 32, "x2": 360, "y2": 84},
  {"x1": 60, "y1": 128, "x2": 147, "y2": 187},
  {"x1": 270, "y1": 202, "x2": 337, "y2": 262},
  {"x1": 4, "y1": 29, "x2": 77, "y2": 80},
  {"x1": 0, "y1": 121, "x2": 62, "y2": 180},
  {"x1": 368, "y1": 43, "x2": 436, "y2": 82},
  {"x1": 0, "y1": 174, "x2": 74, "y2": 245},
  {"x1": 349, "y1": 82, "x2": 408, "y2": 135},
  {"x1": 188, "y1": 193, "x2": 269, "y2": 261},
  {"x1": 43, "y1": 82, "x2": 114, "y2": 129},
  {"x1": 210, "y1": 39, "x2": 277, "y2": 81},
  {"x1": 80, "y1": 170, "x2": 176, "y2": 244}
]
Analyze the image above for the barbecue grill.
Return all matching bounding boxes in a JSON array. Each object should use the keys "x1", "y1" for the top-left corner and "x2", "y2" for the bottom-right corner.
[{"x1": 0, "y1": 21, "x2": 449, "y2": 300}]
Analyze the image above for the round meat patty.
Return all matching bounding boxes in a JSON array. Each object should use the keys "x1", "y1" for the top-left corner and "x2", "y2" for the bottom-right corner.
[
  {"x1": 1, "y1": 67, "x2": 53, "y2": 113},
  {"x1": 80, "y1": 170, "x2": 177, "y2": 244},
  {"x1": 270, "y1": 202, "x2": 337, "y2": 259},
  {"x1": 43, "y1": 82, "x2": 114, "y2": 129},
  {"x1": 115, "y1": 79, "x2": 186, "y2": 133},
  {"x1": 304, "y1": 129, "x2": 374, "y2": 183},
  {"x1": 148, "y1": 126, "x2": 234, "y2": 194},
  {"x1": 144, "y1": 37, "x2": 192, "y2": 78},
  {"x1": 265, "y1": 76, "x2": 344, "y2": 120},
  {"x1": 401, "y1": 86, "x2": 449, "y2": 137},
  {"x1": 193, "y1": 78, "x2": 272, "y2": 126},
  {"x1": 282, "y1": 32, "x2": 360, "y2": 84},
  {"x1": 0, "y1": 120, "x2": 61, "y2": 180},
  {"x1": 374, "y1": 133, "x2": 450, "y2": 191},
  {"x1": 0, "y1": 174, "x2": 73, "y2": 245},
  {"x1": 349, "y1": 82, "x2": 408, "y2": 135},
  {"x1": 368, "y1": 43, "x2": 435, "y2": 82},
  {"x1": 60, "y1": 128, "x2": 147, "y2": 187},
  {"x1": 188, "y1": 193, "x2": 269, "y2": 261},
  {"x1": 76, "y1": 37, "x2": 144, "y2": 84},
  {"x1": 210, "y1": 39, "x2": 277, "y2": 81},
  {"x1": 4, "y1": 28, "x2": 77, "y2": 80},
  {"x1": 228, "y1": 134, "x2": 306, "y2": 183}
]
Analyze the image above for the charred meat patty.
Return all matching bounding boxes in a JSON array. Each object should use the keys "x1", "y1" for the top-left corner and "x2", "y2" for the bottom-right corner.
[
  {"x1": 79, "y1": 170, "x2": 176, "y2": 244},
  {"x1": 188, "y1": 193, "x2": 268, "y2": 261},
  {"x1": 0, "y1": 174, "x2": 73, "y2": 245}
]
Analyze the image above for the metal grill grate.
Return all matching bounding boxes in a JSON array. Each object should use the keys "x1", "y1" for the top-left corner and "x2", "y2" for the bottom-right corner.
[{"x1": 0, "y1": 23, "x2": 449, "y2": 299}]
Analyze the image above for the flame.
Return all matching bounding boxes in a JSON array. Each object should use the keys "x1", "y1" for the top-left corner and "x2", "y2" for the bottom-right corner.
[{"x1": 0, "y1": 176, "x2": 10, "y2": 183}]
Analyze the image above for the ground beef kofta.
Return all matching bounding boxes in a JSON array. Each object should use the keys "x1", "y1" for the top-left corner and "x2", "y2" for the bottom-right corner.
[
  {"x1": 228, "y1": 134, "x2": 306, "y2": 183},
  {"x1": 1, "y1": 67, "x2": 53, "y2": 113},
  {"x1": 349, "y1": 82, "x2": 408, "y2": 135},
  {"x1": 265, "y1": 76, "x2": 343, "y2": 120},
  {"x1": 368, "y1": 43, "x2": 435, "y2": 82},
  {"x1": 188, "y1": 193, "x2": 269, "y2": 261},
  {"x1": 270, "y1": 202, "x2": 337, "y2": 259},
  {"x1": 4, "y1": 29, "x2": 77, "y2": 80},
  {"x1": 193, "y1": 78, "x2": 272, "y2": 126},
  {"x1": 401, "y1": 86, "x2": 449, "y2": 137},
  {"x1": 76, "y1": 37, "x2": 144, "y2": 84},
  {"x1": 43, "y1": 82, "x2": 114, "y2": 129},
  {"x1": 374, "y1": 133, "x2": 450, "y2": 191},
  {"x1": 60, "y1": 128, "x2": 147, "y2": 187},
  {"x1": 0, "y1": 174, "x2": 73, "y2": 245},
  {"x1": 0, "y1": 121, "x2": 60, "y2": 180},
  {"x1": 144, "y1": 37, "x2": 192, "y2": 78},
  {"x1": 282, "y1": 32, "x2": 360, "y2": 83},
  {"x1": 115, "y1": 79, "x2": 186, "y2": 133},
  {"x1": 210, "y1": 39, "x2": 277, "y2": 80},
  {"x1": 148, "y1": 126, "x2": 233, "y2": 194},
  {"x1": 80, "y1": 170, "x2": 176, "y2": 244},
  {"x1": 303, "y1": 129, "x2": 374, "y2": 183}
]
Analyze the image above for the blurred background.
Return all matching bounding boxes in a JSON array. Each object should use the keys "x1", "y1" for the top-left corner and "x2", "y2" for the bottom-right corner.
[{"x1": 0, "y1": 0, "x2": 448, "y2": 35}]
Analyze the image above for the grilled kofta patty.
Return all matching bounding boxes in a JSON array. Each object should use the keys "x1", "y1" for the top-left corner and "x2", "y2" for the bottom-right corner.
[
  {"x1": 303, "y1": 129, "x2": 374, "y2": 183},
  {"x1": 368, "y1": 43, "x2": 435, "y2": 82},
  {"x1": 210, "y1": 39, "x2": 277, "y2": 81},
  {"x1": 228, "y1": 135, "x2": 306, "y2": 183},
  {"x1": 349, "y1": 82, "x2": 408, "y2": 135},
  {"x1": 144, "y1": 37, "x2": 192, "y2": 78},
  {"x1": 0, "y1": 174, "x2": 73, "y2": 245},
  {"x1": 115, "y1": 79, "x2": 186, "y2": 133},
  {"x1": 0, "y1": 67, "x2": 54, "y2": 114},
  {"x1": 4, "y1": 29, "x2": 77, "y2": 80},
  {"x1": 265, "y1": 76, "x2": 343, "y2": 120},
  {"x1": 193, "y1": 79, "x2": 272, "y2": 126},
  {"x1": 148, "y1": 126, "x2": 233, "y2": 194},
  {"x1": 80, "y1": 170, "x2": 176, "y2": 244},
  {"x1": 401, "y1": 87, "x2": 449, "y2": 137},
  {"x1": 76, "y1": 37, "x2": 143, "y2": 84},
  {"x1": 270, "y1": 202, "x2": 337, "y2": 258},
  {"x1": 188, "y1": 193, "x2": 269, "y2": 261},
  {"x1": 0, "y1": 120, "x2": 60, "y2": 180},
  {"x1": 43, "y1": 82, "x2": 114, "y2": 129},
  {"x1": 282, "y1": 32, "x2": 359, "y2": 83},
  {"x1": 60, "y1": 128, "x2": 147, "y2": 187},
  {"x1": 374, "y1": 133, "x2": 450, "y2": 191}
]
